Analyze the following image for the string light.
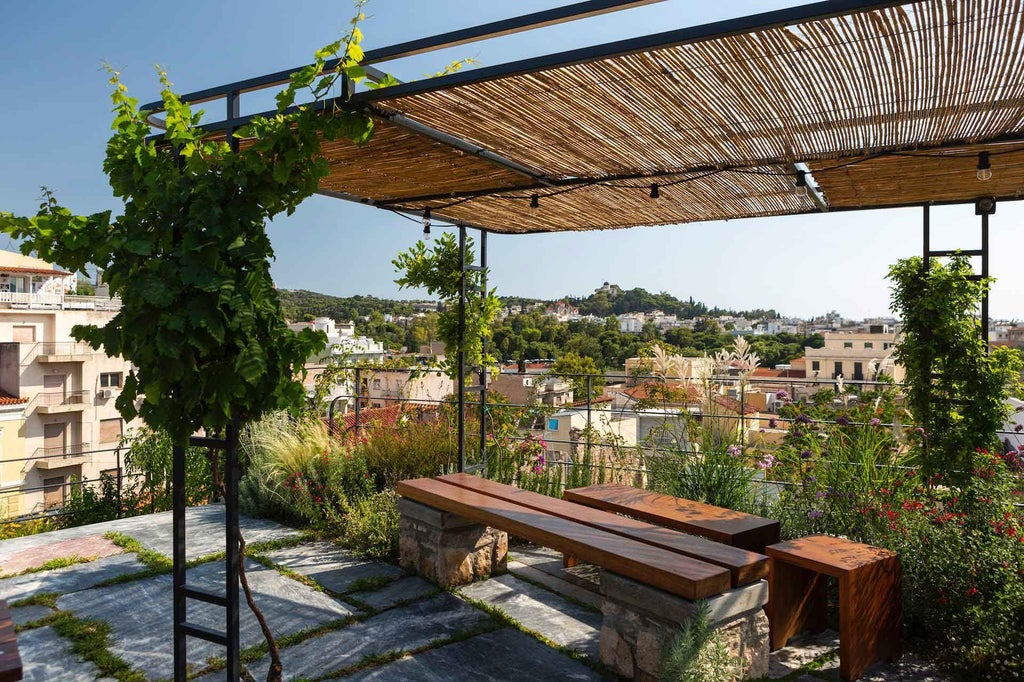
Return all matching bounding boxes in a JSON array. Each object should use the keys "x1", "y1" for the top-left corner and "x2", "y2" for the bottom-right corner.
[
  {"x1": 650, "y1": 183, "x2": 660, "y2": 199},
  {"x1": 977, "y1": 151, "x2": 992, "y2": 181},
  {"x1": 794, "y1": 170, "x2": 808, "y2": 197},
  {"x1": 422, "y1": 207, "x2": 431, "y2": 235},
  {"x1": 530, "y1": 194, "x2": 539, "y2": 209}
]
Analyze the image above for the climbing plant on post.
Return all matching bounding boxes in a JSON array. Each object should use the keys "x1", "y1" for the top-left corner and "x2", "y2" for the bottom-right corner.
[
  {"x1": 0, "y1": 6, "x2": 387, "y2": 680},
  {"x1": 888, "y1": 254, "x2": 1022, "y2": 480}
]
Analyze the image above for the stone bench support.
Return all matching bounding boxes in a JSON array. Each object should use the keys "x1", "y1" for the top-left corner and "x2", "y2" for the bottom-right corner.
[
  {"x1": 397, "y1": 498, "x2": 507, "y2": 588},
  {"x1": 599, "y1": 570, "x2": 769, "y2": 681}
]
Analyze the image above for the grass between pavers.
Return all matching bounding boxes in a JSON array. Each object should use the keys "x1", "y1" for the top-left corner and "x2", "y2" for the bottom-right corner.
[
  {"x1": 10, "y1": 591, "x2": 59, "y2": 609},
  {"x1": 749, "y1": 647, "x2": 839, "y2": 682},
  {"x1": 97, "y1": 531, "x2": 314, "y2": 588},
  {"x1": 48, "y1": 610, "x2": 148, "y2": 682},
  {"x1": 454, "y1": 590, "x2": 615, "y2": 678},
  {"x1": 0, "y1": 554, "x2": 94, "y2": 579}
]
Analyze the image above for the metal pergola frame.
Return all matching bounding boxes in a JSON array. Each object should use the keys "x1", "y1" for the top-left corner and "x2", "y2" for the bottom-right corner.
[{"x1": 139, "y1": 1, "x2": 1016, "y2": 677}]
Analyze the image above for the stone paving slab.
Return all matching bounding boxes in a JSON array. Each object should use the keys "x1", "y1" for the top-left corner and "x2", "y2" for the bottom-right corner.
[
  {"x1": 0, "y1": 505, "x2": 300, "y2": 564},
  {"x1": 57, "y1": 559, "x2": 354, "y2": 680},
  {"x1": 768, "y1": 630, "x2": 840, "y2": 678},
  {"x1": 213, "y1": 593, "x2": 493, "y2": 681},
  {"x1": 507, "y1": 559, "x2": 603, "y2": 610},
  {"x1": 349, "y1": 576, "x2": 436, "y2": 611},
  {"x1": 339, "y1": 627, "x2": 606, "y2": 681},
  {"x1": 0, "y1": 553, "x2": 145, "y2": 602},
  {"x1": 17, "y1": 626, "x2": 116, "y2": 682},
  {"x1": 0, "y1": 534, "x2": 123, "y2": 576},
  {"x1": 10, "y1": 604, "x2": 53, "y2": 627},
  {"x1": 457, "y1": 573, "x2": 601, "y2": 659},
  {"x1": 262, "y1": 542, "x2": 403, "y2": 593}
]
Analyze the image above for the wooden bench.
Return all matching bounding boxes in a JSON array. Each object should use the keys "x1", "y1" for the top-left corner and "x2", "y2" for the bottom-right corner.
[
  {"x1": 438, "y1": 473, "x2": 768, "y2": 587},
  {"x1": 396, "y1": 475, "x2": 772, "y2": 679},
  {"x1": 0, "y1": 600, "x2": 22, "y2": 682},
  {"x1": 564, "y1": 483, "x2": 781, "y2": 553},
  {"x1": 767, "y1": 535, "x2": 901, "y2": 682}
]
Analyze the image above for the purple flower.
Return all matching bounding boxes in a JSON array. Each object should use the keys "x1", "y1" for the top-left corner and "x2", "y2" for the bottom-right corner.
[
  {"x1": 757, "y1": 454, "x2": 776, "y2": 469},
  {"x1": 796, "y1": 414, "x2": 812, "y2": 425},
  {"x1": 726, "y1": 444, "x2": 743, "y2": 457},
  {"x1": 768, "y1": 418, "x2": 778, "y2": 429},
  {"x1": 870, "y1": 418, "x2": 881, "y2": 427},
  {"x1": 835, "y1": 415, "x2": 851, "y2": 426},
  {"x1": 815, "y1": 491, "x2": 828, "y2": 499},
  {"x1": 801, "y1": 449, "x2": 813, "y2": 460},
  {"x1": 775, "y1": 390, "x2": 789, "y2": 401},
  {"x1": 807, "y1": 510, "x2": 824, "y2": 520},
  {"x1": 916, "y1": 427, "x2": 926, "y2": 436},
  {"x1": 806, "y1": 475, "x2": 817, "y2": 483}
]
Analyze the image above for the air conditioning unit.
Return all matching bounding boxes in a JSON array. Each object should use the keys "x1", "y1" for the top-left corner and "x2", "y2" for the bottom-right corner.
[{"x1": 99, "y1": 388, "x2": 118, "y2": 399}]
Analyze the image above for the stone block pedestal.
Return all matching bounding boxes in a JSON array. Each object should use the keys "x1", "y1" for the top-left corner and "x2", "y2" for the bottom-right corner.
[
  {"x1": 599, "y1": 571, "x2": 769, "y2": 681},
  {"x1": 397, "y1": 498, "x2": 507, "y2": 588}
]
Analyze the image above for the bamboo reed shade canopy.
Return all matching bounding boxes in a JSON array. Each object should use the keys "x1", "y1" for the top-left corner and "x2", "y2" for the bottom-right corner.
[{"x1": 176, "y1": 0, "x2": 1024, "y2": 233}]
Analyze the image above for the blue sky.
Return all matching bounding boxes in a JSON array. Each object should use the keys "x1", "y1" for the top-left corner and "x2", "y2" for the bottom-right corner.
[{"x1": 1, "y1": 0, "x2": 1022, "y2": 320}]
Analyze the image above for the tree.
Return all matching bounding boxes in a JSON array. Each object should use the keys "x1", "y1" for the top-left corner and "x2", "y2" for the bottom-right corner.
[
  {"x1": 393, "y1": 233, "x2": 500, "y2": 378},
  {"x1": 889, "y1": 254, "x2": 1023, "y2": 478},
  {"x1": 551, "y1": 352, "x2": 605, "y2": 400}
]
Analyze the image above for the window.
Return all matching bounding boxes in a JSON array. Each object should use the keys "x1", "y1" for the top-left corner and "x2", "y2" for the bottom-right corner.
[
  {"x1": 883, "y1": 343, "x2": 891, "y2": 350},
  {"x1": 101, "y1": 468, "x2": 119, "y2": 480},
  {"x1": 547, "y1": 418, "x2": 559, "y2": 431},
  {"x1": 99, "y1": 372, "x2": 123, "y2": 388},
  {"x1": 99, "y1": 418, "x2": 123, "y2": 444},
  {"x1": 864, "y1": 342, "x2": 873, "y2": 349},
  {"x1": 843, "y1": 342, "x2": 853, "y2": 349},
  {"x1": 372, "y1": 378, "x2": 381, "y2": 389},
  {"x1": 811, "y1": 361, "x2": 820, "y2": 371}
]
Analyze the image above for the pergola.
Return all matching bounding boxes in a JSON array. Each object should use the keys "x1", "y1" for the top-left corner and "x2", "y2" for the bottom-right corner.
[{"x1": 141, "y1": 0, "x2": 1024, "y2": 678}]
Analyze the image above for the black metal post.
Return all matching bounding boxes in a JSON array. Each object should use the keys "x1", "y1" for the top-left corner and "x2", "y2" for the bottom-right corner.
[
  {"x1": 224, "y1": 418, "x2": 241, "y2": 681},
  {"x1": 458, "y1": 225, "x2": 467, "y2": 472},
  {"x1": 478, "y1": 229, "x2": 488, "y2": 468},
  {"x1": 328, "y1": 395, "x2": 345, "y2": 436},
  {"x1": 172, "y1": 442, "x2": 186, "y2": 682},
  {"x1": 354, "y1": 368, "x2": 362, "y2": 438},
  {"x1": 982, "y1": 211, "x2": 990, "y2": 348},
  {"x1": 115, "y1": 446, "x2": 123, "y2": 519},
  {"x1": 922, "y1": 204, "x2": 930, "y2": 270},
  {"x1": 585, "y1": 375, "x2": 593, "y2": 460}
]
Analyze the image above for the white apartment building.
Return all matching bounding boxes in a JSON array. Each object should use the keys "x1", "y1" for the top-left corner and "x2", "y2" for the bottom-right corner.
[{"x1": 0, "y1": 250, "x2": 134, "y2": 517}]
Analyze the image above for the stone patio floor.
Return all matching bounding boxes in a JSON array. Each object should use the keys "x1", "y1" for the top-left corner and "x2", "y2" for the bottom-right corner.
[{"x1": 0, "y1": 505, "x2": 950, "y2": 681}]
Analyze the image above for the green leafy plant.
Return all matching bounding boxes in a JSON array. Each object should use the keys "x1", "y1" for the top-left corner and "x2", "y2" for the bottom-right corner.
[
  {"x1": 659, "y1": 601, "x2": 737, "y2": 681},
  {"x1": 888, "y1": 255, "x2": 1023, "y2": 478},
  {"x1": 393, "y1": 233, "x2": 501, "y2": 378},
  {"x1": 341, "y1": 490, "x2": 401, "y2": 560}
]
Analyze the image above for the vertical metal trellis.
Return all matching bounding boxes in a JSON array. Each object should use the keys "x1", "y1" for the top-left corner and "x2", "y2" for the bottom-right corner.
[
  {"x1": 456, "y1": 224, "x2": 489, "y2": 473},
  {"x1": 172, "y1": 417, "x2": 241, "y2": 681},
  {"x1": 173, "y1": 90, "x2": 244, "y2": 682}
]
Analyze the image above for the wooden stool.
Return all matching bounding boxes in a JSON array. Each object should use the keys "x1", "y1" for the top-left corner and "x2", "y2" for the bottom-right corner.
[{"x1": 766, "y1": 535, "x2": 901, "y2": 682}]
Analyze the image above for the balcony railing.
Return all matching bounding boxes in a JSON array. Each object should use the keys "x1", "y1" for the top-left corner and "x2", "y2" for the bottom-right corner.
[
  {"x1": 34, "y1": 390, "x2": 91, "y2": 413},
  {"x1": 0, "y1": 291, "x2": 121, "y2": 311},
  {"x1": 32, "y1": 442, "x2": 91, "y2": 469},
  {"x1": 22, "y1": 341, "x2": 94, "y2": 365}
]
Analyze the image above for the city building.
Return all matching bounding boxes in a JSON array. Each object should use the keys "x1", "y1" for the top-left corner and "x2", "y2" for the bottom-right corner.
[
  {"x1": 802, "y1": 328, "x2": 903, "y2": 383},
  {"x1": 0, "y1": 250, "x2": 133, "y2": 517}
]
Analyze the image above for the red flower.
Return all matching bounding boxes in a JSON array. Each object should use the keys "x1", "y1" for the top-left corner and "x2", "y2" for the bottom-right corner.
[{"x1": 966, "y1": 586, "x2": 980, "y2": 597}]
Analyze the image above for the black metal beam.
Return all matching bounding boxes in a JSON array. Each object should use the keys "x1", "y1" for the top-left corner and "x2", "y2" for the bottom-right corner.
[
  {"x1": 361, "y1": 0, "x2": 664, "y2": 64},
  {"x1": 350, "y1": 0, "x2": 909, "y2": 104},
  {"x1": 457, "y1": 225, "x2": 467, "y2": 473}
]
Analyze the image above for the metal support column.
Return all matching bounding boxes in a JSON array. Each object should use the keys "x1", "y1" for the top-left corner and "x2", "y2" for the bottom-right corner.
[
  {"x1": 224, "y1": 416, "x2": 241, "y2": 681},
  {"x1": 172, "y1": 441, "x2": 186, "y2": 681},
  {"x1": 457, "y1": 225, "x2": 467, "y2": 472},
  {"x1": 981, "y1": 211, "x2": 990, "y2": 347},
  {"x1": 478, "y1": 230, "x2": 488, "y2": 469}
]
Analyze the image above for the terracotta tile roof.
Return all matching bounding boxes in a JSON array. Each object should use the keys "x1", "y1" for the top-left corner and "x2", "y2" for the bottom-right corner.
[
  {"x1": 0, "y1": 265, "x2": 70, "y2": 277},
  {"x1": 622, "y1": 382, "x2": 702, "y2": 404},
  {"x1": 0, "y1": 392, "x2": 28, "y2": 406},
  {"x1": 712, "y1": 394, "x2": 760, "y2": 415},
  {"x1": 751, "y1": 368, "x2": 806, "y2": 379},
  {"x1": 338, "y1": 403, "x2": 404, "y2": 432}
]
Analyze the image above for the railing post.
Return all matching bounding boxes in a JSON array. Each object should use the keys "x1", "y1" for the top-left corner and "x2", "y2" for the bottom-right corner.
[
  {"x1": 224, "y1": 417, "x2": 241, "y2": 681},
  {"x1": 586, "y1": 374, "x2": 593, "y2": 461},
  {"x1": 115, "y1": 445, "x2": 123, "y2": 519},
  {"x1": 354, "y1": 368, "x2": 362, "y2": 439},
  {"x1": 172, "y1": 440, "x2": 186, "y2": 681}
]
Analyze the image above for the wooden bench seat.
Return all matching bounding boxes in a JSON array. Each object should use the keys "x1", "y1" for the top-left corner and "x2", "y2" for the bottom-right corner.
[
  {"x1": 564, "y1": 483, "x2": 781, "y2": 553},
  {"x1": 438, "y1": 473, "x2": 768, "y2": 587},
  {"x1": 0, "y1": 600, "x2": 22, "y2": 682},
  {"x1": 396, "y1": 477, "x2": 731, "y2": 600}
]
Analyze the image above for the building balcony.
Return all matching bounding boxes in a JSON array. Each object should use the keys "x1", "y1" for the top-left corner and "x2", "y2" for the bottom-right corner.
[
  {"x1": 33, "y1": 442, "x2": 91, "y2": 469},
  {"x1": 0, "y1": 291, "x2": 121, "y2": 312},
  {"x1": 32, "y1": 342, "x2": 93, "y2": 363},
  {"x1": 35, "y1": 390, "x2": 91, "y2": 414}
]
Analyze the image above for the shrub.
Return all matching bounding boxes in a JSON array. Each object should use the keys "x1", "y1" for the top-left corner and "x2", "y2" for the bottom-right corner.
[
  {"x1": 659, "y1": 601, "x2": 737, "y2": 681},
  {"x1": 354, "y1": 415, "x2": 456, "y2": 489},
  {"x1": 240, "y1": 414, "x2": 372, "y2": 533},
  {"x1": 341, "y1": 490, "x2": 401, "y2": 560}
]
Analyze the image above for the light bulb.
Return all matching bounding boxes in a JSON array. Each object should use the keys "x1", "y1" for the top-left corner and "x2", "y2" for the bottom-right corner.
[{"x1": 977, "y1": 152, "x2": 992, "y2": 181}]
